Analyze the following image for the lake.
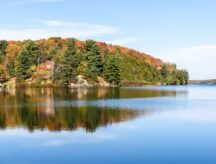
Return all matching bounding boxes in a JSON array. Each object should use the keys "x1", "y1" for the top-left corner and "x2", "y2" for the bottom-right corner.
[{"x1": 0, "y1": 85, "x2": 216, "y2": 164}]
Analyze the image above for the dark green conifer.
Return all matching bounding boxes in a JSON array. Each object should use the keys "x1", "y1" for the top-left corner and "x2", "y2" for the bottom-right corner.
[
  {"x1": 61, "y1": 39, "x2": 79, "y2": 86},
  {"x1": 104, "y1": 55, "x2": 121, "y2": 86}
]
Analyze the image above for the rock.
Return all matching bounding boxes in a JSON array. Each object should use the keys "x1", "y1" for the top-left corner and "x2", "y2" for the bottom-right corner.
[
  {"x1": 70, "y1": 83, "x2": 76, "y2": 88},
  {"x1": 10, "y1": 84, "x2": 16, "y2": 88},
  {"x1": 69, "y1": 75, "x2": 111, "y2": 88},
  {"x1": 69, "y1": 75, "x2": 92, "y2": 88},
  {"x1": 98, "y1": 77, "x2": 111, "y2": 87}
]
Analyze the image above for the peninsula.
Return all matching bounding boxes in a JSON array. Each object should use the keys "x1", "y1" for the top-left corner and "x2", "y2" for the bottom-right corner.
[{"x1": 0, "y1": 38, "x2": 189, "y2": 87}]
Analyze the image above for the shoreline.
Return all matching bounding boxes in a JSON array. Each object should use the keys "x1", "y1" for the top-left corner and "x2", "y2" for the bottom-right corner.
[{"x1": 0, "y1": 83, "x2": 190, "y2": 90}]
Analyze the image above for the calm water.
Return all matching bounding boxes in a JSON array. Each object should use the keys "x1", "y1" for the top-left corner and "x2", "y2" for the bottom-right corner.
[{"x1": 0, "y1": 85, "x2": 216, "y2": 164}]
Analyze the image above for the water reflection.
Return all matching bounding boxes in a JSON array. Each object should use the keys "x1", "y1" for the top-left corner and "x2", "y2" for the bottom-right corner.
[
  {"x1": 0, "y1": 87, "x2": 183, "y2": 132},
  {"x1": 0, "y1": 105, "x2": 143, "y2": 132},
  {"x1": 0, "y1": 87, "x2": 181, "y2": 101},
  {"x1": 0, "y1": 88, "x2": 135, "y2": 132},
  {"x1": 1, "y1": 86, "x2": 216, "y2": 164}
]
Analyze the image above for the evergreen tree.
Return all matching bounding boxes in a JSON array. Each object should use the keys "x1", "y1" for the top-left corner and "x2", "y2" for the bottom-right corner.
[
  {"x1": 0, "y1": 38, "x2": 189, "y2": 86},
  {"x1": 161, "y1": 64, "x2": 167, "y2": 79},
  {"x1": 61, "y1": 39, "x2": 79, "y2": 86},
  {"x1": 0, "y1": 40, "x2": 8, "y2": 64},
  {"x1": 16, "y1": 47, "x2": 34, "y2": 83},
  {"x1": 83, "y1": 40, "x2": 103, "y2": 80},
  {"x1": 77, "y1": 61, "x2": 88, "y2": 75},
  {"x1": 24, "y1": 41, "x2": 41, "y2": 65},
  {"x1": 104, "y1": 55, "x2": 121, "y2": 86},
  {"x1": 0, "y1": 65, "x2": 7, "y2": 83},
  {"x1": 175, "y1": 70, "x2": 189, "y2": 85},
  {"x1": 6, "y1": 57, "x2": 16, "y2": 77},
  {"x1": 184, "y1": 70, "x2": 189, "y2": 84}
]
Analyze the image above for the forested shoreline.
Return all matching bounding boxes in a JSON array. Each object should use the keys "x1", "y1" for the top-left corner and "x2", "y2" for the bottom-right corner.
[{"x1": 0, "y1": 37, "x2": 189, "y2": 87}]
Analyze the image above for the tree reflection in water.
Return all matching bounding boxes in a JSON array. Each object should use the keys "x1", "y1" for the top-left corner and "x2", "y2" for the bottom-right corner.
[{"x1": 0, "y1": 87, "x2": 178, "y2": 132}]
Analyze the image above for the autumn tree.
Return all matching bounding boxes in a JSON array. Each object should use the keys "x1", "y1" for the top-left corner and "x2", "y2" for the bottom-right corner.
[
  {"x1": 0, "y1": 38, "x2": 189, "y2": 86},
  {"x1": 5, "y1": 44, "x2": 20, "y2": 77}
]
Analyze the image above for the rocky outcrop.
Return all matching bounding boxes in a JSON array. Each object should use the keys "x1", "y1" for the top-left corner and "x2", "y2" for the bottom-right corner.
[
  {"x1": 70, "y1": 75, "x2": 92, "y2": 88},
  {"x1": 69, "y1": 75, "x2": 111, "y2": 88},
  {"x1": 97, "y1": 77, "x2": 111, "y2": 87}
]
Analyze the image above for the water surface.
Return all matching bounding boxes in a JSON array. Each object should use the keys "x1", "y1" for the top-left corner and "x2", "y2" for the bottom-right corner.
[{"x1": 0, "y1": 85, "x2": 216, "y2": 164}]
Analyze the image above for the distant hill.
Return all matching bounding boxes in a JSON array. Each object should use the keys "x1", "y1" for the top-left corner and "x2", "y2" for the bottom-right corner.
[
  {"x1": 0, "y1": 38, "x2": 189, "y2": 87},
  {"x1": 189, "y1": 79, "x2": 216, "y2": 84}
]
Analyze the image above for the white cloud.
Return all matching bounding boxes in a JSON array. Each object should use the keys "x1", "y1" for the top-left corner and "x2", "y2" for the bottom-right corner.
[
  {"x1": 0, "y1": 20, "x2": 119, "y2": 40},
  {"x1": 42, "y1": 20, "x2": 68, "y2": 27},
  {"x1": 152, "y1": 45, "x2": 216, "y2": 80},
  {"x1": 106, "y1": 37, "x2": 139, "y2": 45}
]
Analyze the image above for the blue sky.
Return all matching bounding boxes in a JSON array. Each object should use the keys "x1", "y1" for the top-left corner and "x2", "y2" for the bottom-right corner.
[{"x1": 1, "y1": 0, "x2": 216, "y2": 79}]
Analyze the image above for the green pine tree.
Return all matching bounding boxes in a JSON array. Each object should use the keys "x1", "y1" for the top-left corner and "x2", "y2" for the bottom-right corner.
[
  {"x1": 83, "y1": 40, "x2": 103, "y2": 80},
  {"x1": 61, "y1": 39, "x2": 79, "y2": 86},
  {"x1": 0, "y1": 65, "x2": 7, "y2": 83},
  {"x1": 16, "y1": 47, "x2": 34, "y2": 83},
  {"x1": 0, "y1": 40, "x2": 8, "y2": 64},
  {"x1": 7, "y1": 57, "x2": 16, "y2": 77},
  {"x1": 104, "y1": 55, "x2": 121, "y2": 86},
  {"x1": 175, "y1": 69, "x2": 189, "y2": 85},
  {"x1": 161, "y1": 64, "x2": 167, "y2": 79}
]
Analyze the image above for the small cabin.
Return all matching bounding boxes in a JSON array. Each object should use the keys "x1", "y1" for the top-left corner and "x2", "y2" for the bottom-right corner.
[{"x1": 38, "y1": 61, "x2": 54, "y2": 71}]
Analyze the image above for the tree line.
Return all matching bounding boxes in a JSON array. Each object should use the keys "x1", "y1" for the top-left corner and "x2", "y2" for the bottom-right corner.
[{"x1": 0, "y1": 38, "x2": 189, "y2": 86}]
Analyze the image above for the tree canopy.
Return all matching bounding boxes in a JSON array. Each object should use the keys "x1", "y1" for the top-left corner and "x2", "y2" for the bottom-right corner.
[{"x1": 0, "y1": 38, "x2": 189, "y2": 86}]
